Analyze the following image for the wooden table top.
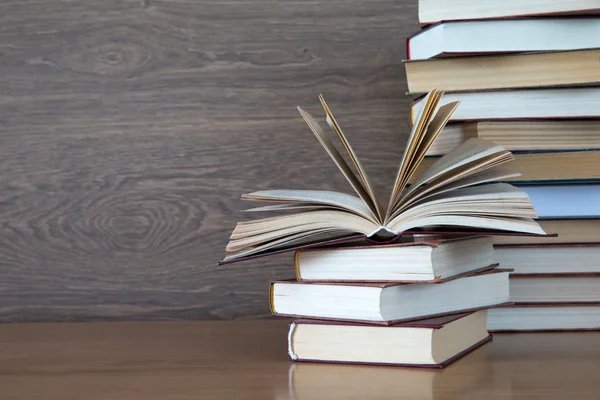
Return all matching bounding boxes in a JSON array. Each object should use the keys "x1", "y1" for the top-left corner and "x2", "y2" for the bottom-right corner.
[{"x1": 1, "y1": 320, "x2": 599, "y2": 400}]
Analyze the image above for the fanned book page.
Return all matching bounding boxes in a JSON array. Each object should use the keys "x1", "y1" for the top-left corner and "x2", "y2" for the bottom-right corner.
[{"x1": 222, "y1": 89, "x2": 547, "y2": 263}]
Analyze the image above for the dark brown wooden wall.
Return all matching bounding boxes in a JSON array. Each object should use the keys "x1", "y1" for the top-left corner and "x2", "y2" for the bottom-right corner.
[{"x1": 0, "y1": 0, "x2": 417, "y2": 322}]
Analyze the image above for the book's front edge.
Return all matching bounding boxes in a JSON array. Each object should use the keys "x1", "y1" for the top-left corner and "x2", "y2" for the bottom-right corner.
[{"x1": 290, "y1": 334, "x2": 492, "y2": 368}]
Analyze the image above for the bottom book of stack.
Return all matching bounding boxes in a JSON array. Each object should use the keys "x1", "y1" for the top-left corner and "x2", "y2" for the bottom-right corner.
[{"x1": 287, "y1": 311, "x2": 490, "y2": 367}]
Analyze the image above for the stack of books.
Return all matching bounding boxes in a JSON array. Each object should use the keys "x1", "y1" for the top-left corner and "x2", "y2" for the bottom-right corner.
[
  {"x1": 405, "y1": 0, "x2": 600, "y2": 331},
  {"x1": 222, "y1": 89, "x2": 551, "y2": 366},
  {"x1": 271, "y1": 236, "x2": 510, "y2": 367}
]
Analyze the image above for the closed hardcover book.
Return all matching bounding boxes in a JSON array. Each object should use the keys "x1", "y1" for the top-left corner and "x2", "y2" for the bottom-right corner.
[
  {"x1": 495, "y1": 243, "x2": 600, "y2": 275},
  {"x1": 294, "y1": 236, "x2": 495, "y2": 283},
  {"x1": 410, "y1": 87, "x2": 600, "y2": 122},
  {"x1": 270, "y1": 270, "x2": 510, "y2": 324},
  {"x1": 408, "y1": 18, "x2": 600, "y2": 60},
  {"x1": 488, "y1": 304, "x2": 600, "y2": 332},
  {"x1": 510, "y1": 274, "x2": 600, "y2": 303},
  {"x1": 513, "y1": 184, "x2": 600, "y2": 218},
  {"x1": 415, "y1": 153, "x2": 600, "y2": 185},
  {"x1": 492, "y1": 219, "x2": 600, "y2": 245},
  {"x1": 405, "y1": 49, "x2": 600, "y2": 93},
  {"x1": 288, "y1": 310, "x2": 491, "y2": 367},
  {"x1": 418, "y1": 0, "x2": 600, "y2": 24},
  {"x1": 426, "y1": 121, "x2": 600, "y2": 156}
]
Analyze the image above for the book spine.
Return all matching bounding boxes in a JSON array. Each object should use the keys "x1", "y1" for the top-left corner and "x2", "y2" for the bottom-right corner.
[
  {"x1": 287, "y1": 322, "x2": 298, "y2": 360},
  {"x1": 294, "y1": 250, "x2": 302, "y2": 280},
  {"x1": 269, "y1": 282, "x2": 276, "y2": 314}
]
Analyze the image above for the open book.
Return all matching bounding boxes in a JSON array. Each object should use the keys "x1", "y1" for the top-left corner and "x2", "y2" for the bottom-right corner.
[{"x1": 223, "y1": 90, "x2": 546, "y2": 263}]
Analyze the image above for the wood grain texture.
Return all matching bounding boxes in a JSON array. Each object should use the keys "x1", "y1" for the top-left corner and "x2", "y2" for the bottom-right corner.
[
  {"x1": 1, "y1": 320, "x2": 600, "y2": 399},
  {"x1": 0, "y1": 1, "x2": 417, "y2": 321}
]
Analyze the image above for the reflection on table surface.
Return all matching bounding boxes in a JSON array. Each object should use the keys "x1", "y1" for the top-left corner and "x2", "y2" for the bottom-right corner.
[
  {"x1": 0, "y1": 320, "x2": 599, "y2": 399},
  {"x1": 286, "y1": 343, "x2": 492, "y2": 400}
]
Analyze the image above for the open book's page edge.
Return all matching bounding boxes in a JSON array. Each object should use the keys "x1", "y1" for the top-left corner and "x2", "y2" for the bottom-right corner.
[
  {"x1": 219, "y1": 233, "x2": 368, "y2": 265},
  {"x1": 219, "y1": 231, "x2": 557, "y2": 265}
]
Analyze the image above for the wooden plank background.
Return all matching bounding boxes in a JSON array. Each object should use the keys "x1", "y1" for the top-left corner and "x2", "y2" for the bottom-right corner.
[{"x1": 0, "y1": 0, "x2": 417, "y2": 322}]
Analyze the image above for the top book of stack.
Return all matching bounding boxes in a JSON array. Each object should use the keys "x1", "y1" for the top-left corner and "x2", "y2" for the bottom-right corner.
[{"x1": 418, "y1": 0, "x2": 600, "y2": 25}]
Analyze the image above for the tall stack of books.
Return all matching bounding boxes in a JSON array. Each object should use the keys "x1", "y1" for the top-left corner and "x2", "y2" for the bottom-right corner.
[{"x1": 405, "y1": 0, "x2": 600, "y2": 331}]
